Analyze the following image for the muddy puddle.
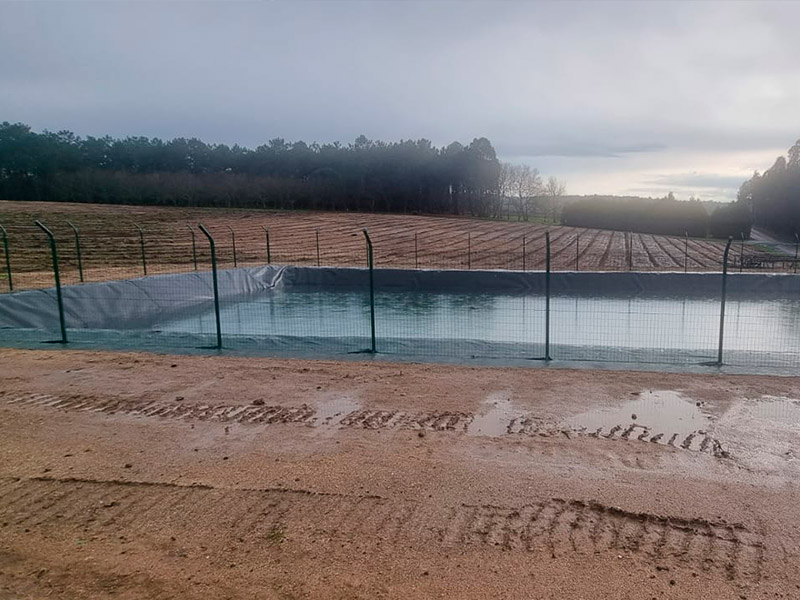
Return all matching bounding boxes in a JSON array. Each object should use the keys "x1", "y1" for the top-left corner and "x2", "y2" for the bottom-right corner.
[
  {"x1": 314, "y1": 395, "x2": 361, "y2": 425},
  {"x1": 467, "y1": 392, "x2": 521, "y2": 436},
  {"x1": 563, "y1": 390, "x2": 712, "y2": 446}
]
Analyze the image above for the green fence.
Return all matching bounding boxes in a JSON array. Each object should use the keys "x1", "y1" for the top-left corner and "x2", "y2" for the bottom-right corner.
[{"x1": 1, "y1": 219, "x2": 799, "y2": 372}]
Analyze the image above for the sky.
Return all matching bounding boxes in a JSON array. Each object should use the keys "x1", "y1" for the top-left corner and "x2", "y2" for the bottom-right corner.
[{"x1": 1, "y1": 1, "x2": 799, "y2": 202}]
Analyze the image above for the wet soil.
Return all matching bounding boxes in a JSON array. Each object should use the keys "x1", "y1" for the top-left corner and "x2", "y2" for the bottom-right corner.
[{"x1": 1, "y1": 348, "x2": 799, "y2": 599}]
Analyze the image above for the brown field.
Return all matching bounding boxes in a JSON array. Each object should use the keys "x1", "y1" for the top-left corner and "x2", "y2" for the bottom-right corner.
[
  {"x1": 0, "y1": 200, "x2": 730, "y2": 291},
  {"x1": 2, "y1": 348, "x2": 800, "y2": 599}
]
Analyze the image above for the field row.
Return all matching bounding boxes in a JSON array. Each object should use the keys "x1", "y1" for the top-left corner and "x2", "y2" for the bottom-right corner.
[{"x1": 0, "y1": 201, "x2": 732, "y2": 290}]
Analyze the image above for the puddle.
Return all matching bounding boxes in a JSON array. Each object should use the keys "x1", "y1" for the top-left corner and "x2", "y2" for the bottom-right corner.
[
  {"x1": 468, "y1": 392, "x2": 521, "y2": 437},
  {"x1": 750, "y1": 396, "x2": 800, "y2": 426},
  {"x1": 314, "y1": 395, "x2": 361, "y2": 425},
  {"x1": 563, "y1": 390, "x2": 711, "y2": 439}
]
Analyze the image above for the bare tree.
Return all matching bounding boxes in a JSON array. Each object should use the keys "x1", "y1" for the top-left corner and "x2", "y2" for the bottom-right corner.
[
  {"x1": 543, "y1": 176, "x2": 566, "y2": 223},
  {"x1": 498, "y1": 162, "x2": 515, "y2": 219}
]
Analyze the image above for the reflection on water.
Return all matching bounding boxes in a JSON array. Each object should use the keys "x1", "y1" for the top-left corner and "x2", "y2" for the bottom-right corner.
[
  {"x1": 467, "y1": 392, "x2": 521, "y2": 436},
  {"x1": 563, "y1": 390, "x2": 710, "y2": 436},
  {"x1": 155, "y1": 288, "x2": 800, "y2": 361}
]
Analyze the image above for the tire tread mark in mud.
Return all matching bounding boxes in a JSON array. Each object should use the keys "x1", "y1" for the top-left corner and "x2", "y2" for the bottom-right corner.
[
  {"x1": 0, "y1": 476, "x2": 767, "y2": 582},
  {"x1": 1, "y1": 393, "x2": 728, "y2": 458}
]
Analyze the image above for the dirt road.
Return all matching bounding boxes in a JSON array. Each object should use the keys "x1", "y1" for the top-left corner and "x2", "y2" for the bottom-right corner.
[{"x1": 1, "y1": 348, "x2": 799, "y2": 599}]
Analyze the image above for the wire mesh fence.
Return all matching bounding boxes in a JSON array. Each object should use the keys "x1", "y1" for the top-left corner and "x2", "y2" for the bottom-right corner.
[{"x1": 1, "y1": 215, "x2": 799, "y2": 372}]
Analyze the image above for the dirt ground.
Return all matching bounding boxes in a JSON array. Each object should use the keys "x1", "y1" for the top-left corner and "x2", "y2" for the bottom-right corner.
[
  {"x1": 1, "y1": 348, "x2": 799, "y2": 599},
  {"x1": 0, "y1": 200, "x2": 730, "y2": 291}
]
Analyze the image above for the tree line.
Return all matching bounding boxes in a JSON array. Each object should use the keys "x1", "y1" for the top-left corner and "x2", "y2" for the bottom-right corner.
[
  {"x1": 0, "y1": 121, "x2": 519, "y2": 216},
  {"x1": 738, "y1": 139, "x2": 800, "y2": 237},
  {"x1": 562, "y1": 194, "x2": 752, "y2": 239}
]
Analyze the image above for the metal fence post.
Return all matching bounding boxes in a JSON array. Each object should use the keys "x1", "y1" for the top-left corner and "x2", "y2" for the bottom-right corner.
[
  {"x1": 545, "y1": 231, "x2": 551, "y2": 361},
  {"x1": 575, "y1": 233, "x2": 579, "y2": 271},
  {"x1": 0, "y1": 224, "x2": 12, "y2": 292},
  {"x1": 263, "y1": 226, "x2": 271, "y2": 264},
  {"x1": 67, "y1": 221, "x2": 84, "y2": 282},
  {"x1": 315, "y1": 229, "x2": 321, "y2": 267},
  {"x1": 717, "y1": 237, "x2": 733, "y2": 365},
  {"x1": 522, "y1": 235, "x2": 526, "y2": 271},
  {"x1": 739, "y1": 232, "x2": 745, "y2": 273},
  {"x1": 226, "y1": 225, "x2": 237, "y2": 268},
  {"x1": 187, "y1": 225, "x2": 198, "y2": 271},
  {"x1": 414, "y1": 231, "x2": 418, "y2": 269},
  {"x1": 134, "y1": 224, "x2": 147, "y2": 276},
  {"x1": 34, "y1": 221, "x2": 67, "y2": 344},
  {"x1": 684, "y1": 232, "x2": 688, "y2": 273},
  {"x1": 362, "y1": 228, "x2": 376, "y2": 353},
  {"x1": 627, "y1": 232, "x2": 633, "y2": 271},
  {"x1": 794, "y1": 233, "x2": 798, "y2": 274},
  {"x1": 467, "y1": 232, "x2": 471, "y2": 270},
  {"x1": 198, "y1": 223, "x2": 222, "y2": 350}
]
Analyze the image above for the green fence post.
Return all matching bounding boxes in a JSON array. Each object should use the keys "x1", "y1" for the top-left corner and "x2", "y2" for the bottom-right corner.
[
  {"x1": 198, "y1": 223, "x2": 222, "y2": 350},
  {"x1": 227, "y1": 225, "x2": 237, "y2": 267},
  {"x1": 739, "y1": 232, "x2": 745, "y2": 273},
  {"x1": 717, "y1": 237, "x2": 733, "y2": 365},
  {"x1": 134, "y1": 224, "x2": 147, "y2": 276},
  {"x1": 545, "y1": 231, "x2": 551, "y2": 361},
  {"x1": 186, "y1": 225, "x2": 198, "y2": 271},
  {"x1": 0, "y1": 224, "x2": 12, "y2": 292},
  {"x1": 263, "y1": 226, "x2": 271, "y2": 264},
  {"x1": 315, "y1": 229, "x2": 321, "y2": 267},
  {"x1": 684, "y1": 232, "x2": 688, "y2": 273},
  {"x1": 627, "y1": 232, "x2": 633, "y2": 271},
  {"x1": 34, "y1": 221, "x2": 67, "y2": 344},
  {"x1": 362, "y1": 229, "x2": 376, "y2": 353},
  {"x1": 67, "y1": 221, "x2": 84, "y2": 283}
]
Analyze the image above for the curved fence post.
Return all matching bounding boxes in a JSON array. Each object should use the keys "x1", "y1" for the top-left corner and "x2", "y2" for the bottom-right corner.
[
  {"x1": 739, "y1": 232, "x2": 745, "y2": 273},
  {"x1": 227, "y1": 225, "x2": 237, "y2": 267},
  {"x1": 34, "y1": 221, "x2": 67, "y2": 344},
  {"x1": 684, "y1": 232, "x2": 688, "y2": 273},
  {"x1": 67, "y1": 221, "x2": 84, "y2": 282},
  {"x1": 187, "y1": 225, "x2": 198, "y2": 271},
  {"x1": 263, "y1": 226, "x2": 271, "y2": 264},
  {"x1": 544, "y1": 231, "x2": 551, "y2": 361},
  {"x1": 198, "y1": 223, "x2": 222, "y2": 350},
  {"x1": 627, "y1": 232, "x2": 633, "y2": 271},
  {"x1": 0, "y1": 224, "x2": 12, "y2": 292},
  {"x1": 362, "y1": 228, "x2": 376, "y2": 353},
  {"x1": 134, "y1": 224, "x2": 147, "y2": 276},
  {"x1": 717, "y1": 237, "x2": 733, "y2": 365}
]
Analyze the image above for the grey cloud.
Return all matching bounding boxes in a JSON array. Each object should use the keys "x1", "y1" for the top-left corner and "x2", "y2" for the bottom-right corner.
[{"x1": 0, "y1": 1, "x2": 798, "y2": 198}]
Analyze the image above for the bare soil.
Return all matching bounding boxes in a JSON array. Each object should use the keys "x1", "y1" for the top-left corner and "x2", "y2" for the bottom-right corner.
[
  {"x1": 1, "y1": 348, "x2": 799, "y2": 599},
  {"x1": 0, "y1": 200, "x2": 729, "y2": 291}
]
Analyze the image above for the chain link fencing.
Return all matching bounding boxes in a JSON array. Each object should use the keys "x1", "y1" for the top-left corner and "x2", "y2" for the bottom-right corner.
[{"x1": 1, "y1": 216, "x2": 799, "y2": 372}]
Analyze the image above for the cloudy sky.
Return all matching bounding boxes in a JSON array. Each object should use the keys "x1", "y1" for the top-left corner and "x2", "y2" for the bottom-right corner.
[{"x1": 2, "y1": 1, "x2": 798, "y2": 201}]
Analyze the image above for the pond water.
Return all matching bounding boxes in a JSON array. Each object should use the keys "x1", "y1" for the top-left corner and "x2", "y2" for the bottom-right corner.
[{"x1": 153, "y1": 288, "x2": 800, "y2": 366}]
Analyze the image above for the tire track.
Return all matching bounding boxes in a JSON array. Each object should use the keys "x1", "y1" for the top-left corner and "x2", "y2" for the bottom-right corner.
[
  {"x1": 1, "y1": 392, "x2": 730, "y2": 458},
  {"x1": 0, "y1": 476, "x2": 767, "y2": 583}
]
